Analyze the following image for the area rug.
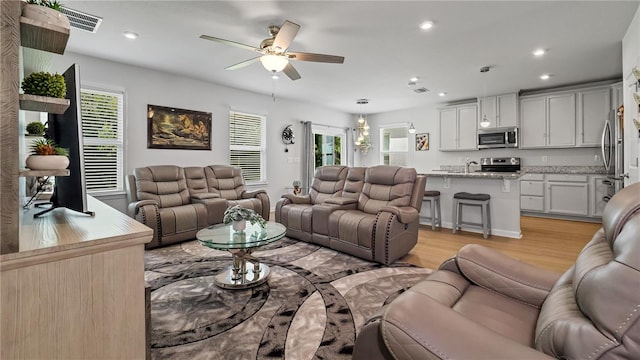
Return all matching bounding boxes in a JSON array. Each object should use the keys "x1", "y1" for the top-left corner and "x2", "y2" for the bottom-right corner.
[{"x1": 145, "y1": 238, "x2": 432, "y2": 359}]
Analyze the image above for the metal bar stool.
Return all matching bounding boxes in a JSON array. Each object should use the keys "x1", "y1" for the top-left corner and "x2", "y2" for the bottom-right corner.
[
  {"x1": 423, "y1": 190, "x2": 442, "y2": 230},
  {"x1": 452, "y1": 192, "x2": 491, "y2": 239}
]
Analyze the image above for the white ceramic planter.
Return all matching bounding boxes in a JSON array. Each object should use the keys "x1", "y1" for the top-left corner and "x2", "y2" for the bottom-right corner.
[
  {"x1": 26, "y1": 155, "x2": 69, "y2": 170},
  {"x1": 22, "y1": 4, "x2": 70, "y2": 29},
  {"x1": 232, "y1": 219, "x2": 247, "y2": 232}
]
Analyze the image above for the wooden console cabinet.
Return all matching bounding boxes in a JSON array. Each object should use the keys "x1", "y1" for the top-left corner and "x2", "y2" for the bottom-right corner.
[{"x1": 1, "y1": 197, "x2": 152, "y2": 359}]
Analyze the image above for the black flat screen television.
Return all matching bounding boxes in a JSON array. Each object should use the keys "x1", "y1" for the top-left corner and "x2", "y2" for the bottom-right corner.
[{"x1": 36, "y1": 64, "x2": 93, "y2": 218}]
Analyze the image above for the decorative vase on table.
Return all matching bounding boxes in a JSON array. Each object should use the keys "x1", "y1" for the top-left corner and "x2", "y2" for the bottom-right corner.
[{"x1": 232, "y1": 219, "x2": 247, "y2": 232}]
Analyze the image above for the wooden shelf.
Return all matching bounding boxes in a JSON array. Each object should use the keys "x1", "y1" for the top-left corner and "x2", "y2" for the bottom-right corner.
[
  {"x1": 19, "y1": 16, "x2": 69, "y2": 55},
  {"x1": 19, "y1": 94, "x2": 69, "y2": 114},
  {"x1": 19, "y1": 169, "x2": 69, "y2": 177}
]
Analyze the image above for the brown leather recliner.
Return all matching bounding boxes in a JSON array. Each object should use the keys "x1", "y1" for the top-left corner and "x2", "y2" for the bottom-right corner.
[
  {"x1": 275, "y1": 166, "x2": 348, "y2": 242},
  {"x1": 353, "y1": 181, "x2": 640, "y2": 359},
  {"x1": 204, "y1": 165, "x2": 271, "y2": 221}
]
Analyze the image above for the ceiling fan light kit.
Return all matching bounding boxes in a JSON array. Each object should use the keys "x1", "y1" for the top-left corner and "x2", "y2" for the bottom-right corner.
[{"x1": 200, "y1": 20, "x2": 344, "y2": 81}]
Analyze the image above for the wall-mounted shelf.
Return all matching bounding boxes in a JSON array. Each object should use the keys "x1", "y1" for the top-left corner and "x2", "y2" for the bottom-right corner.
[
  {"x1": 19, "y1": 169, "x2": 69, "y2": 177},
  {"x1": 19, "y1": 94, "x2": 69, "y2": 114},
  {"x1": 19, "y1": 16, "x2": 69, "y2": 55}
]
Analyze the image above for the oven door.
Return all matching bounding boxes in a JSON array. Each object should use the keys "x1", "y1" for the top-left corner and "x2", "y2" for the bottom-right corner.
[{"x1": 478, "y1": 131, "x2": 507, "y2": 149}]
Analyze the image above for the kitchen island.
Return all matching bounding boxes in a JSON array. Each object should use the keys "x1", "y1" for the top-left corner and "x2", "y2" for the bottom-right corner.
[{"x1": 419, "y1": 170, "x2": 524, "y2": 239}]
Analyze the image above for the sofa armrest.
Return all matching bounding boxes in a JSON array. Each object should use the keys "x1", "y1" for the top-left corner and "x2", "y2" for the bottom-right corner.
[
  {"x1": 191, "y1": 197, "x2": 227, "y2": 225},
  {"x1": 281, "y1": 194, "x2": 312, "y2": 204},
  {"x1": 456, "y1": 244, "x2": 561, "y2": 308},
  {"x1": 241, "y1": 189, "x2": 267, "y2": 199},
  {"x1": 128, "y1": 199, "x2": 158, "y2": 218},
  {"x1": 325, "y1": 197, "x2": 357, "y2": 206},
  {"x1": 367, "y1": 291, "x2": 554, "y2": 360},
  {"x1": 379, "y1": 206, "x2": 418, "y2": 224},
  {"x1": 191, "y1": 193, "x2": 220, "y2": 201}
]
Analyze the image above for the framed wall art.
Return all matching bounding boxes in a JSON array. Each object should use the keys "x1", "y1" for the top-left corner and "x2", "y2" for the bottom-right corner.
[
  {"x1": 147, "y1": 104, "x2": 212, "y2": 150},
  {"x1": 416, "y1": 133, "x2": 429, "y2": 151}
]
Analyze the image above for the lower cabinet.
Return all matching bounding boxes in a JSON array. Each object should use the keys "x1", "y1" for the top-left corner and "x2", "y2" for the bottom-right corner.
[{"x1": 520, "y1": 173, "x2": 605, "y2": 219}]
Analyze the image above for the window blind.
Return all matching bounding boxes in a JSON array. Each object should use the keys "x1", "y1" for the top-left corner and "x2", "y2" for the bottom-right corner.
[
  {"x1": 80, "y1": 89, "x2": 124, "y2": 193},
  {"x1": 229, "y1": 111, "x2": 266, "y2": 183}
]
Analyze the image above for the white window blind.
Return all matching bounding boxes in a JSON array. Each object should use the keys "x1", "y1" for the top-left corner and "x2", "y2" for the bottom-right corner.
[
  {"x1": 229, "y1": 111, "x2": 266, "y2": 183},
  {"x1": 80, "y1": 88, "x2": 124, "y2": 193}
]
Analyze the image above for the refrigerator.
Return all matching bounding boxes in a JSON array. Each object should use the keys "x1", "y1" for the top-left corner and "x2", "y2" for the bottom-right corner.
[{"x1": 601, "y1": 105, "x2": 625, "y2": 198}]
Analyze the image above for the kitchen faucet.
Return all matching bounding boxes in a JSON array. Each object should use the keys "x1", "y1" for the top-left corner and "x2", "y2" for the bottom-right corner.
[{"x1": 465, "y1": 158, "x2": 478, "y2": 174}]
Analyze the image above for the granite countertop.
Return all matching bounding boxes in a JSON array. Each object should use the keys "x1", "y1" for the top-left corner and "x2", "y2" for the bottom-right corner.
[
  {"x1": 521, "y1": 166, "x2": 608, "y2": 174},
  {"x1": 420, "y1": 170, "x2": 524, "y2": 179},
  {"x1": 421, "y1": 165, "x2": 608, "y2": 179}
]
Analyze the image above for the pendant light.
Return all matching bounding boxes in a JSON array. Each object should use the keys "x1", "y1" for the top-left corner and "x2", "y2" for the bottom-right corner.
[
  {"x1": 408, "y1": 123, "x2": 416, "y2": 134},
  {"x1": 479, "y1": 66, "x2": 491, "y2": 128}
]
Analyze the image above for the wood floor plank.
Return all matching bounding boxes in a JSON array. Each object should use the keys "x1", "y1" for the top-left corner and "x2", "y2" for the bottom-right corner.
[{"x1": 402, "y1": 216, "x2": 601, "y2": 273}]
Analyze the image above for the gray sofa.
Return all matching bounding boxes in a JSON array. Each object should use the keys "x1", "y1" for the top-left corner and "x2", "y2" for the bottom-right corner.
[
  {"x1": 276, "y1": 165, "x2": 426, "y2": 264},
  {"x1": 126, "y1": 165, "x2": 270, "y2": 249}
]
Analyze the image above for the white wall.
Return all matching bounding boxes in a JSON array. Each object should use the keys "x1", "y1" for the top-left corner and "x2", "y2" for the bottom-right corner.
[
  {"x1": 622, "y1": 4, "x2": 640, "y2": 185},
  {"x1": 52, "y1": 52, "x2": 351, "y2": 212},
  {"x1": 360, "y1": 105, "x2": 602, "y2": 173}
]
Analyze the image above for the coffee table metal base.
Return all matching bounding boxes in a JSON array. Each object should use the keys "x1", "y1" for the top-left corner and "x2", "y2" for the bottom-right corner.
[{"x1": 214, "y1": 249, "x2": 270, "y2": 289}]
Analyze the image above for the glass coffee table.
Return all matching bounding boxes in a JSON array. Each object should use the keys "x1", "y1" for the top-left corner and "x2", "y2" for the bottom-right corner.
[{"x1": 197, "y1": 222, "x2": 286, "y2": 289}]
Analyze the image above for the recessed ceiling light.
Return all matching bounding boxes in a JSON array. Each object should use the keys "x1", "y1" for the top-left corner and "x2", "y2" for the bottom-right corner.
[
  {"x1": 540, "y1": 74, "x2": 551, "y2": 80},
  {"x1": 438, "y1": 92, "x2": 447, "y2": 97},
  {"x1": 419, "y1": 21, "x2": 434, "y2": 30},
  {"x1": 533, "y1": 49, "x2": 546, "y2": 57},
  {"x1": 409, "y1": 77, "x2": 419, "y2": 83},
  {"x1": 123, "y1": 31, "x2": 138, "y2": 39}
]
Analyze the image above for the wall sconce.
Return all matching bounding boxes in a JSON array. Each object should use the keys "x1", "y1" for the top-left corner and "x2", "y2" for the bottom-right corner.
[{"x1": 354, "y1": 99, "x2": 373, "y2": 154}]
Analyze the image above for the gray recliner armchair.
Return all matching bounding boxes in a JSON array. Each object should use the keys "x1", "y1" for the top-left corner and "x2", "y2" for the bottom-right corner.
[{"x1": 353, "y1": 181, "x2": 640, "y2": 359}]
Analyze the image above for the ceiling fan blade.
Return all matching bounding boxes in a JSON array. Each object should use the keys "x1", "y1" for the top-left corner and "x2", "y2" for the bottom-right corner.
[
  {"x1": 272, "y1": 20, "x2": 300, "y2": 51},
  {"x1": 287, "y1": 52, "x2": 344, "y2": 64},
  {"x1": 225, "y1": 57, "x2": 261, "y2": 70},
  {"x1": 199, "y1": 34, "x2": 260, "y2": 52},
  {"x1": 283, "y1": 63, "x2": 301, "y2": 81}
]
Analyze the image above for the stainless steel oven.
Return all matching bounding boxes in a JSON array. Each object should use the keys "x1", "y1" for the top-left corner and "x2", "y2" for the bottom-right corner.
[{"x1": 477, "y1": 127, "x2": 518, "y2": 149}]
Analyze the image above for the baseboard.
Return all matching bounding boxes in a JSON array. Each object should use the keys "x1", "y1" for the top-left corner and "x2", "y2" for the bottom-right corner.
[
  {"x1": 420, "y1": 220, "x2": 522, "y2": 239},
  {"x1": 521, "y1": 212, "x2": 601, "y2": 223}
]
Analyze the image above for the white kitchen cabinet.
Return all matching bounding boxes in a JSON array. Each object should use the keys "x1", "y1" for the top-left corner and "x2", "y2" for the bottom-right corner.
[
  {"x1": 545, "y1": 174, "x2": 589, "y2": 216},
  {"x1": 612, "y1": 82, "x2": 623, "y2": 108},
  {"x1": 577, "y1": 87, "x2": 611, "y2": 147},
  {"x1": 478, "y1": 93, "x2": 518, "y2": 129},
  {"x1": 590, "y1": 175, "x2": 611, "y2": 217},
  {"x1": 520, "y1": 174, "x2": 544, "y2": 212},
  {"x1": 439, "y1": 103, "x2": 477, "y2": 151},
  {"x1": 520, "y1": 93, "x2": 576, "y2": 148}
]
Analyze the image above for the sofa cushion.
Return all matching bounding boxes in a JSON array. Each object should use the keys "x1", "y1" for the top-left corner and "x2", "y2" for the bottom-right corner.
[
  {"x1": 309, "y1": 166, "x2": 348, "y2": 204},
  {"x1": 227, "y1": 198, "x2": 264, "y2": 219},
  {"x1": 278, "y1": 203, "x2": 313, "y2": 233},
  {"x1": 184, "y1": 166, "x2": 208, "y2": 196},
  {"x1": 134, "y1": 166, "x2": 190, "y2": 208},
  {"x1": 158, "y1": 203, "x2": 207, "y2": 238},
  {"x1": 328, "y1": 210, "x2": 377, "y2": 248},
  {"x1": 342, "y1": 167, "x2": 366, "y2": 199},
  {"x1": 359, "y1": 166, "x2": 416, "y2": 214},
  {"x1": 205, "y1": 165, "x2": 244, "y2": 200}
]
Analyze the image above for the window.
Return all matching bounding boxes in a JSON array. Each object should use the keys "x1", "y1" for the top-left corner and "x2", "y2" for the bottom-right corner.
[
  {"x1": 313, "y1": 126, "x2": 345, "y2": 168},
  {"x1": 229, "y1": 111, "x2": 266, "y2": 183},
  {"x1": 80, "y1": 88, "x2": 124, "y2": 193},
  {"x1": 380, "y1": 126, "x2": 408, "y2": 166}
]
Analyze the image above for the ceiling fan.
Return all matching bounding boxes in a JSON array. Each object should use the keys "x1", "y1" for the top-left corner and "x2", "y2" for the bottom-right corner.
[{"x1": 200, "y1": 20, "x2": 344, "y2": 81}]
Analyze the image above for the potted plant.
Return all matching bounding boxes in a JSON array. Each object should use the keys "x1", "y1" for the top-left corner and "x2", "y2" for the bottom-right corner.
[
  {"x1": 22, "y1": 0, "x2": 70, "y2": 30},
  {"x1": 223, "y1": 205, "x2": 267, "y2": 232},
  {"x1": 22, "y1": 71, "x2": 66, "y2": 99},
  {"x1": 26, "y1": 121, "x2": 46, "y2": 136},
  {"x1": 26, "y1": 138, "x2": 69, "y2": 170}
]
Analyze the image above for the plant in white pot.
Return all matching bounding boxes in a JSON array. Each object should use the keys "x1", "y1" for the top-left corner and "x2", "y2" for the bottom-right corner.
[
  {"x1": 26, "y1": 138, "x2": 69, "y2": 170},
  {"x1": 223, "y1": 205, "x2": 267, "y2": 232},
  {"x1": 22, "y1": 0, "x2": 70, "y2": 29}
]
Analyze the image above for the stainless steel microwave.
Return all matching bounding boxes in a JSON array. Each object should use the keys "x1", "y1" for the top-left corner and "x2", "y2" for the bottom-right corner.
[{"x1": 477, "y1": 127, "x2": 518, "y2": 149}]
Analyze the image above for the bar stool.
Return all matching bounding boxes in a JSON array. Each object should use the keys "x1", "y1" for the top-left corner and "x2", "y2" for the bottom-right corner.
[
  {"x1": 422, "y1": 190, "x2": 442, "y2": 230},
  {"x1": 452, "y1": 192, "x2": 491, "y2": 239}
]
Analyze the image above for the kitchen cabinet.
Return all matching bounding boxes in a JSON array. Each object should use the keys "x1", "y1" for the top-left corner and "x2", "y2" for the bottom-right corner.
[
  {"x1": 520, "y1": 93, "x2": 576, "y2": 148},
  {"x1": 478, "y1": 93, "x2": 518, "y2": 129},
  {"x1": 612, "y1": 82, "x2": 623, "y2": 108},
  {"x1": 577, "y1": 87, "x2": 611, "y2": 147},
  {"x1": 439, "y1": 103, "x2": 477, "y2": 151},
  {"x1": 590, "y1": 175, "x2": 611, "y2": 217},
  {"x1": 519, "y1": 174, "x2": 544, "y2": 212}
]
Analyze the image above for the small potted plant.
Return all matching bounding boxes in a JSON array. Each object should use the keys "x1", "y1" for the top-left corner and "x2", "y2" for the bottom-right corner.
[
  {"x1": 26, "y1": 138, "x2": 69, "y2": 170},
  {"x1": 22, "y1": 71, "x2": 66, "y2": 99},
  {"x1": 26, "y1": 121, "x2": 46, "y2": 136},
  {"x1": 223, "y1": 205, "x2": 267, "y2": 232},
  {"x1": 22, "y1": 0, "x2": 70, "y2": 30}
]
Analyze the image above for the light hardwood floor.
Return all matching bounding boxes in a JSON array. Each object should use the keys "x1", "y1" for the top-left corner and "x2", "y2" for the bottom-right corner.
[{"x1": 402, "y1": 216, "x2": 601, "y2": 273}]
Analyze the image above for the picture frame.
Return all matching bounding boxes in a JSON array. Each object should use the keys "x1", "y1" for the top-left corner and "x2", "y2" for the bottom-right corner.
[
  {"x1": 147, "y1": 104, "x2": 212, "y2": 150},
  {"x1": 416, "y1": 133, "x2": 429, "y2": 151}
]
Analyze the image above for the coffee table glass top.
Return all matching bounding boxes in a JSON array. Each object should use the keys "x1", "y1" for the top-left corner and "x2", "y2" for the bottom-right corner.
[{"x1": 197, "y1": 222, "x2": 286, "y2": 250}]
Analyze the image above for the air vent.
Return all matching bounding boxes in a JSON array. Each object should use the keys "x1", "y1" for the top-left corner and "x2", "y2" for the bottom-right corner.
[
  {"x1": 413, "y1": 87, "x2": 429, "y2": 94},
  {"x1": 60, "y1": 6, "x2": 102, "y2": 33}
]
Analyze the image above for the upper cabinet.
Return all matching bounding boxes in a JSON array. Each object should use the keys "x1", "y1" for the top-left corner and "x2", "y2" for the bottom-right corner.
[
  {"x1": 439, "y1": 103, "x2": 477, "y2": 151},
  {"x1": 478, "y1": 93, "x2": 518, "y2": 129},
  {"x1": 520, "y1": 84, "x2": 617, "y2": 149}
]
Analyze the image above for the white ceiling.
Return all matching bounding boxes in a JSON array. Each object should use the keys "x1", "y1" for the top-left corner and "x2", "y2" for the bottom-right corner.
[{"x1": 62, "y1": 1, "x2": 639, "y2": 114}]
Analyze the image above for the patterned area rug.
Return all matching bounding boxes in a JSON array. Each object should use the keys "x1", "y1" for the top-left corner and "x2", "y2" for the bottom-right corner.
[{"x1": 145, "y1": 238, "x2": 432, "y2": 359}]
